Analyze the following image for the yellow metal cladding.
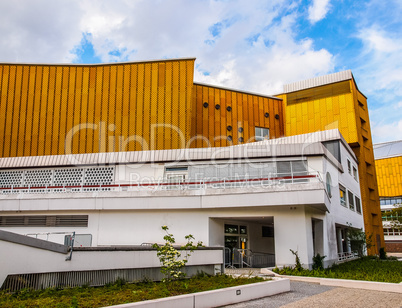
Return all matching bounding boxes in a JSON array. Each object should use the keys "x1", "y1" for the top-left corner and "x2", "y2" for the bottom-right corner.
[
  {"x1": 282, "y1": 81, "x2": 358, "y2": 143},
  {"x1": 281, "y1": 78, "x2": 384, "y2": 254},
  {"x1": 375, "y1": 156, "x2": 402, "y2": 197},
  {"x1": 0, "y1": 59, "x2": 195, "y2": 157},
  {"x1": 192, "y1": 84, "x2": 284, "y2": 148}
]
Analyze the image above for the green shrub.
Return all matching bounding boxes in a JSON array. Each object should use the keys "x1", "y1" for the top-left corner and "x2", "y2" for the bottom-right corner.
[
  {"x1": 379, "y1": 247, "x2": 387, "y2": 260},
  {"x1": 153, "y1": 226, "x2": 203, "y2": 282},
  {"x1": 289, "y1": 249, "x2": 302, "y2": 271},
  {"x1": 312, "y1": 253, "x2": 326, "y2": 270},
  {"x1": 273, "y1": 256, "x2": 402, "y2": 283}
]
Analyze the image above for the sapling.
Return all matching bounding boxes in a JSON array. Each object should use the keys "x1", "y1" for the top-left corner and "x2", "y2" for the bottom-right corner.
[{"x1": 153, "y1": 226, "x2": 203, "y2": 282}]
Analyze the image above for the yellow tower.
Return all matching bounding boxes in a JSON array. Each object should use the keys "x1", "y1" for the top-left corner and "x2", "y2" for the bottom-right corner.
[{"x1": 278, "y1": 70, "x2": 384, "y2": 254}]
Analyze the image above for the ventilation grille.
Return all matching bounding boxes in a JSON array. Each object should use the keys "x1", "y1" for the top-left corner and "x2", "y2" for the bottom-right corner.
[
  {"x1": 84, "y1": 167, "x2": 114, "y2": 185},
  {"x1": 0, "y1": 171, "x2": 23, "y2": 188},
  {"x1": 0, "y1": 215, "x2": 88, "y2": 227},
  {"x1": 1, "y1": 265, "x2": 214, "y2": 291},
  {"x1": 54, "y1": 168, "x2": 84, "y2": 186},
  {"x1": 24, "y1": 170, "x2": 53, "y2": 187},
  {"x1": 0, "y1": 167, "x2": 114, "y2": 188}
]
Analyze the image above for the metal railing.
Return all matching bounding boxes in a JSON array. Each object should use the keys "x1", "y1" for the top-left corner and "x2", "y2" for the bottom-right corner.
[
  {"x1": 0, "y1": 171, "x2": 320, "y2": 195},
  {"x1": 383, "y1": 228, "x2": 402, "y2": 236},
  {"x1": 25, "y1": 231, "x2": 75, "y2": 261},
  {"x1": 337, "y1": 251, "x2": 358, "y2": 261},
  {"x1": 224, "y1": 248, "x2": 275, "y2": 268}
]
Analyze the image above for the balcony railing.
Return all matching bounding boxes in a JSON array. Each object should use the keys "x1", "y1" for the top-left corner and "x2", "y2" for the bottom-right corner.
[
  {"x1": 0, "y1": 172, "x2": 321, "y2": 195},
  {"x1": 338, "y1": 251, "x2": 358, "y2": 262}
]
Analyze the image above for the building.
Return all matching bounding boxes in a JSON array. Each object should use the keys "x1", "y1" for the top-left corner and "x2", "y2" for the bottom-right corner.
[
  {"x1": 374, "y1": 140, "x2": 402, "y2": 252},
  {"x1": 0, "y1": 129, "x2": 364, "y2": 270},
  {"x1": 278, "y1": 71, "x2": 384, "y2": 254},
  {"x1": 0, "y1": 58, "x2": 381, "y2": 266}
]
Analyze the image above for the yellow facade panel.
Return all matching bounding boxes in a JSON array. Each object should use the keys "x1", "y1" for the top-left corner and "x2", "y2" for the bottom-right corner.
[
  {"x1": 10, "y1": 66, "x2": 23, "y2": 157},
  {"x1": 115, "y1": 65, "x2": 124, "y2": 151},
  {"x1": 376, "y1": 156, "x2": 402, "y2": 197},
  {"x1": 136, "y1": 64, "x2": 144, "y2": 151},
  {"x1": 171, "y1": 62, "x2": 179, "y2": 149},
  {"x1": 163, "y1": 63, "x2": 172, "y2": 150},
  {"x1": 25, "y1": 66, "x2": 37, "y2": 156},
  {"x1": 0, "y1": 66, "x2": 9, "y2": 156},
  {"x1": 75, "y1": 67, "x2": 86, "y2": 154},
  {"x1": 108, "y1": 65, "x2": 117, "y2": 152},
  {"x1": 37, "y1": 66, "x2": 49, "y2": 156},
  {"x1": 4, "y1": 66, "x2": 16, "y2": 157},
  {"x1": 86, "y1": 67, "x2": 95, "y2": 153},
  {"x1": 58, "y1": 67, "x2": 69, "y2": 155}
]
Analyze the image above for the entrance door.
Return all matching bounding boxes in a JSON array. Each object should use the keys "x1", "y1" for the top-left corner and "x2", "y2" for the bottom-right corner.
[{"x1": 224, "y1": 224, "x2": 248, "y2": 249}]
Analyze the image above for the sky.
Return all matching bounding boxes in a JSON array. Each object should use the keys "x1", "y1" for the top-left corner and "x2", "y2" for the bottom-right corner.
[{"x1": 0, "y1": 0, "x2": 401, "y2": 144}]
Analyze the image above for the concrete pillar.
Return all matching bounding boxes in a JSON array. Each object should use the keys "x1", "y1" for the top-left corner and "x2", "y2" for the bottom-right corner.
[
  {"x1": 345, "y1": 229, "x2": 351, "y2": 252},
  {"x1": 274, "y1": 208, "x2": 310, "y2": 268},
  {"x1": 336, "y1": 228, "x2": 343, "y2": 254}
]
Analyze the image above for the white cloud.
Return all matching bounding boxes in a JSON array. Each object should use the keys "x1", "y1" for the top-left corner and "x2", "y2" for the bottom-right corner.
[
  {"x1": 371, "y1": 119, "x2": 402, "y2": 144},
  {"x1": 0, "y1": 1, "x2": 83, "y2": 63},
  {"x1": 354, "y1": 22, "x2": 402, "y2": 143},
  {"x1": 0, "y1": 0, "x2": 334, "y2": 95},
  {"x1": 308, "y1": 0, "x2": 331, "y2": 24}
]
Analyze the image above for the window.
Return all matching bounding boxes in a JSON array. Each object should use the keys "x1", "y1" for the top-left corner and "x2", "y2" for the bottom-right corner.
[
  {"x1": 165, "y1": 166, "x2": 188, "y2": 182},
  {"x1": 339, "y1": 185, "x2": 347, "y2": 207},
  {"x1": 255, "y1": 127, "x2": 269, "y2": 141},
  {"x1": 380, "y1": 197, "x2": 402, "y2": 206},
  {"x1": 224, "y1": 224, "x2": 248, "y2": 250},
  {"x1": 165, "y1": 167, "x2": 188, "y2": 172},
  {"x1": 348, "y1": 191, "x2": 355, "y2": 211},
  {"x1": 225, "y1": 224, "x2": 239, "y2": 234},
  {"x1": 347, "y1": 160, "x2": 351, "y2": 174},
  {"x1": 353, "y1": 166, "x2": 358, "y2": 181},
  {"x1": 262, "y1": 226, "x2": 274, "y2": 237},
  {"x1": 326, "y1": 172, "x2": 332, "y2": 198},
  {"x1": 355, "y1": 196, "x2": 361, "y2": 214}
]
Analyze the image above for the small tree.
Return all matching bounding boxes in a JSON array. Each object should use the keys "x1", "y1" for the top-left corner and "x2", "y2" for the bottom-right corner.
[
  {"x1": 153, "y1": 226, "x2": 203, "y2": 282},
  {"x1": 346, "y1": 223, "x2": 373, "y2": 257}
]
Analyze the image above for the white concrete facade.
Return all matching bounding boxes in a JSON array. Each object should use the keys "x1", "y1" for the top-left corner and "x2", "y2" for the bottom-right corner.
[{"x1": 0, "y1": 130, "x2": 364, "y2": 269}]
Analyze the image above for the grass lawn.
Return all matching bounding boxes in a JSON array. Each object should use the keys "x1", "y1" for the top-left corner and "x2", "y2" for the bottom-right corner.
[
  {"x1": 0, "y1": 274, "x2": 265, "y2": 308},
  {"x1": 273, "y1": 256, "x2": 402, "y2": 283}
]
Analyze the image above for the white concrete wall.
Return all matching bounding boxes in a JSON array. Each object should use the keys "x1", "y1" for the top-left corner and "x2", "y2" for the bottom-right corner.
[
  {"x1": 0, "y1": 239, "x2": 223, "y2": 288},
  {"x1": 0, "y1": 142, "x2": 364, "y2": 269},
  {"x1": 248, "y1": 223, "x2": 275, "y2": 254}
]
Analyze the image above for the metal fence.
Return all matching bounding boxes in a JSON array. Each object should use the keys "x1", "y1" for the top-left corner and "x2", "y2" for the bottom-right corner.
[{"x1": 224, "y1": 248, "x2": 275, "y2": 268}]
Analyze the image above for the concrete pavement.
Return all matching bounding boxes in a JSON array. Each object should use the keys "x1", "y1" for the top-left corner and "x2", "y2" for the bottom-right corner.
[{"x1": 223, "y1": 281, "x2": 402, "y2": 308}]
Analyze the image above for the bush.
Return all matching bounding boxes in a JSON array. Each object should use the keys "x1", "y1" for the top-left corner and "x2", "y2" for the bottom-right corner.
[
  {"x1": 289, "y1": 249, "x2": 302, "y2": 271},
  {"x1": 273, "y1": 256, "x2": 402, "y2": 283},
  {"x1": 379, "y1": 247, "x2": 387, "y2": 260},
  {"x1": 312, "y1": 253, "x2": 326, "y2": 270},
  {"x1": 153, "y1": 226, "x2": 203, "y2": 282}
]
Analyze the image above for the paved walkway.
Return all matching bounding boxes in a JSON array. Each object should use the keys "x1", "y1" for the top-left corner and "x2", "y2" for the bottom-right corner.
[{"x1": 223, "y1": 281, "x2": 402, "y2": 308}]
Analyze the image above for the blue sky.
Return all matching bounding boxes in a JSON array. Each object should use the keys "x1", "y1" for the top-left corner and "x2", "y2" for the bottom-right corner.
[{"x1": 0, "y1": 0, "x2": 401, "y2": 143}]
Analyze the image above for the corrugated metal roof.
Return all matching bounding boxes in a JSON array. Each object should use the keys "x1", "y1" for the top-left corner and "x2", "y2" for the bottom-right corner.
[
  {"x1": 373, "y1": 140, "x2": 402, "y2": 159},
  {"x1": 283, "y1": 70, "x2": 353, "y2": 93},
  {"x1": 0, "y1": 129, "x2": 348, "y2": 169}
]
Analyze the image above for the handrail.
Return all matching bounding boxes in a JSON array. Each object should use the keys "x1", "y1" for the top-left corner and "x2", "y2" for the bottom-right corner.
[{"x1": 25, "y1": 231, "x2": 76, "y2": 261}]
